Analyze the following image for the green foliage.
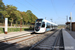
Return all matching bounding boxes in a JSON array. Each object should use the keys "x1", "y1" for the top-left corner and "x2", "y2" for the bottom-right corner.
[
  {"x1": 21, "y1": 12, "x2": 28, "y2": 23},
  {"x1": 0, "y1": 1, "x2": 38, "y2": 26},
  {"x1": 0, "y1": 28, "x2": 33, "y2": 34},
  {"x1": 14, "y1": 10, "x2": 21, "y2": 22},
  {"x1": 0, "y1": 0, "x2": 5, "y2": 10},
  {"x1": 26, "y1": 10, "x2": 38, "y2": 23},
  {"x1": 0, "y1": 28, "x2": 4, "y2": 33},
  {"x1": 6, "y1": 5, "x2": 17, "y2": 22},
  {"x1": 0, "y1": 10, "x2": 9, "y2": 18}
]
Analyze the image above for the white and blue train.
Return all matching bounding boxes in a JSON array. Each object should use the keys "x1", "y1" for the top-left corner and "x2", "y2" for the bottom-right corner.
[{"x1": 34, "y1": 19, "x2": 58, "y2": 33}]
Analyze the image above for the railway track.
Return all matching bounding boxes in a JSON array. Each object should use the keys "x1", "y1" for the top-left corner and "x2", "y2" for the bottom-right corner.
[
  {"x1": 29, "y1": 30, "x2": 63, "y2": 50},
  {"x1": 0, "y1": 32, "x2": 39, "y2": 50},
  {"x1": 0, "y1": 33, "x2": 31, "y2": 42},
  {"x1": 0, "y1": 30, "x2": 58, "y2": 50},
  {"x1": 52, "y1": 30, "x2": 64, "y2": 50}
]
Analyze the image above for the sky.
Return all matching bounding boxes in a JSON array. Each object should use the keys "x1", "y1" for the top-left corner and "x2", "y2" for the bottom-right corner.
[{"x1": 2, "y1": 0, "x2": 75, "y2": 24}]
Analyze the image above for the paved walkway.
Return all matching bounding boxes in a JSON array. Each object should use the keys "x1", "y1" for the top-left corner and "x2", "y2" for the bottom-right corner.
[
  {"x1": 62, "y1": 29, "x2": 75, "y2": 50},
  {"x1": 0, "y1": 31, "x2": 33, "y2": 40},
  {"x1": 66, "y1": 29, "x2": 75, "y2": 39}
]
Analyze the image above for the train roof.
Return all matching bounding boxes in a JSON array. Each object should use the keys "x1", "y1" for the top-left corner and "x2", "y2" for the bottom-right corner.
[
  {"x1": 43, "y1": 19, "x2": 58, "y2": 26},
  {"x1": 36, "y1": 19, "x2": 58, "y2": 26}
]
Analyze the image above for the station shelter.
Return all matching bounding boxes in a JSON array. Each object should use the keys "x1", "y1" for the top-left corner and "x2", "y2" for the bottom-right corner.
[{"x1": 66, "y1": 22, "x2": 75, "y2": 31}]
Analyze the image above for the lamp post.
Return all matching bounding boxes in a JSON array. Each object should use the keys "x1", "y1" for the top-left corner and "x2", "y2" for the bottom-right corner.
[
  {"x1": 20, "y1": 17, "x2": 22, "y2": 32},
  {"x1": 66, "y1": 16, "x2": 68, "y2": 22}
]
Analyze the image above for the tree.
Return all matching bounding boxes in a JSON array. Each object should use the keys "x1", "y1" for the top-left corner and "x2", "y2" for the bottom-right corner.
[
  {"x1": 32, "y1": 14, "x2": 38, "y2": 23},
  {"x1": 20, "y1": 12, "x2": 28, "y2": 24},
  {"x1": 5, "y1": 5, "x2": 18, "y2": 26},
  {"x1": 0, "y1": 1, "x2": 38, "y2": 26},
  {"x1": 26, "y1": 10, "x2": 38, "y2": 23},
  {"x1": 26, "y1": 10, "x2": 32, "y2": 23},
  {"x1": 15, "y1": 10, "x2": 21, "y2": 22},
  {"x1": 0, "y1": 0, "x2": 5, "y2": 10},
  {"x1": 0, "y1": 0, "x2": 5, "y2": 23},
  {"x1": 0, "y1": 11, "x2": 9, "y2": 18}
]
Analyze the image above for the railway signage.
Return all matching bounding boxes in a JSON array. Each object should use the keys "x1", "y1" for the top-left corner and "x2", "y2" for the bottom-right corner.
[
  {"x1": 5, "y1": 18, "x2": 8, "y2": 34},
  {"x1": 69, "y1": 17, "x2": 72, "y2": 20}
]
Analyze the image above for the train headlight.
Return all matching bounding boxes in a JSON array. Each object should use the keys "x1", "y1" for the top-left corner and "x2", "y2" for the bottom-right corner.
[{"x1": 39, "y1": 27, "x2": 40, "y2": 29}]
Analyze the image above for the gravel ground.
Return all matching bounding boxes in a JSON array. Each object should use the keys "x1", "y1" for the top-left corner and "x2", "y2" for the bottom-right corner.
[
  {"x1": 5, "y1": 30, "x2": 57, "y2": 50},
  {"x1": 33, "y1": 30, "x2": 59, "y2": 50}
]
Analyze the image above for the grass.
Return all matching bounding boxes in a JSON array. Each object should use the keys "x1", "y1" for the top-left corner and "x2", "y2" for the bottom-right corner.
[
  {"x1": 0, "y1": 28, "x2": 4, "y2": 33},
  {"x1": 58, "y1": 25, "x2": 65, "y2": 29},
  {"x1": 0, "y1": 28, "x2": 33, "y2": 34}
]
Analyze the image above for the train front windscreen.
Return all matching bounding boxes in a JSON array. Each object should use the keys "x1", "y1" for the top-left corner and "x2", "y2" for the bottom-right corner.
[
  {"x1": 35, "y1": 22, "x2": 41, "y2": 27},
  {"x1": 35, "y1": 20, "x2": 42, "y2": 31}
]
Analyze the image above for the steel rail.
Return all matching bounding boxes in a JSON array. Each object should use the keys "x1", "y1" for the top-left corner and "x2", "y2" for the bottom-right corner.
[
  {"x1": 29, "y1": 30, "x2": 58, "y2": 50},
  {"x1": 0, "y1": 33, "x2": 31, "y2": 42},
  {"x1": 52, "y1": 30, "x2": 61, "y2": 50}
]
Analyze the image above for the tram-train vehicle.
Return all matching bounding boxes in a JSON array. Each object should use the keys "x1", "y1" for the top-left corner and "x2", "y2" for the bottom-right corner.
[{"x1": 34, "y1": 19, "x2": 58, "y2": 33}]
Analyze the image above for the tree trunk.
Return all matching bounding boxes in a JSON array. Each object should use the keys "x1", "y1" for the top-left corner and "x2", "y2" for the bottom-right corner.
[
  {"x1": 11, "y1": 18, "x2": 13, "y2": 26},
  {"x1": 11, "y1": 22, "x2": 12, "y2": 26}
]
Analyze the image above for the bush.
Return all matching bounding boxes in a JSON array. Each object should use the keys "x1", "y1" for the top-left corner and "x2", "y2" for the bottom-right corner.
[{"x1": 0, "y1": 28, "x2": 33, "y2": 34}]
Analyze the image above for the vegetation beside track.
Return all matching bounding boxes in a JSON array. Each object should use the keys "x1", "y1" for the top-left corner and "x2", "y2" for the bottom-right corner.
[
  {"x1": 0, "y1": 28, "x2": 33, "y2": 34},
  {"x1": 58, "y1": 25, "x2": 65, "y2": 29},
  {"x1": 0, "y1": 0, "x2": 37, "y2": 27}
]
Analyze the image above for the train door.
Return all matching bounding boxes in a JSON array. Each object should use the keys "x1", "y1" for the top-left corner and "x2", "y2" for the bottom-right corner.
[
  {"x1": 46, "y1": 23, "x2": 50, "y2": 31},
  {"x1": 40, "y1": 22, "x2": 45, "y2": 32}
]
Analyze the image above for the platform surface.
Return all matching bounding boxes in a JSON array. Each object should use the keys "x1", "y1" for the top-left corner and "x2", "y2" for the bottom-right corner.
[
  {"x1": 66, "y1": 29, "x2": 75, "y2": 39},
  {"x1": 62, "y1": 29, "x2": 75, "y2": 50}
]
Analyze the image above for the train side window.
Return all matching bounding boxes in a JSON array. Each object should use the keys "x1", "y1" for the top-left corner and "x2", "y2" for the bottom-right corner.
[
  {"x1": 42, "y1": 22, "x2": 45, "y2": 27},
  {"x1": 50, "y1": 24, "x2": 51, "y2": 28},
  {"x1": 52, "y1": 25, "x2": 53, "y2": 28},
  {"x1": 46, "y1": 23, "x2": 50, "y2": 28},
  {"x1": 49, "y1": 23, "x2": 50, "y2": 28},
  {"x1": 50, "y1": 24, "x2": 52, "y2": 27},
  {"x1": 46, "y1": 23, "x2": 48, "y2": 28}
]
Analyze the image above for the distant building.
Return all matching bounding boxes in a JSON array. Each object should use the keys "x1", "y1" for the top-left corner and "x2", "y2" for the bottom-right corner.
[{"x1": 66, "y1": 22, "x2": 75, "y2": 31}]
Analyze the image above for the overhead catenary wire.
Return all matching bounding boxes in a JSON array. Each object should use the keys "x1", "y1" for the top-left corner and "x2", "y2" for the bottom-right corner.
[
  {"x1": 66, "y1": 2, "x2": 75, "y2": 22},
  {"x1": 15, "y1": 0, "x2": 37, "y2": 13},
  {"x1": 31, "y1": 0, "x2": 57, "y2": 21},
  {"x1": 51, "y1": 0, "x2": 59, "y2": 17},
  {"x1": 51, "y1": 0, "x2": 67, "y2": 24},
  {"x1": 29, "y1": 0, "x2": 59, "y2": 21},
  {"x1": 24, "y1": 0, "x2": 47, "y2": 19},
  {"x1": 15, "y1": 0, "x2": 44, "y2": 18},
  {"x1": 31, "y1": 0, "x2": 47, "y2": 15},
  {"x1": 68, "y1": 3, "x2": 75, "y2": 15},
  {"x1": 51, "y1": 0, "x2": 65, "y2": 19}
]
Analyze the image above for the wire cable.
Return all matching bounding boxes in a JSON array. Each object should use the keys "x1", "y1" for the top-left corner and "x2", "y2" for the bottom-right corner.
[
  {"x1": 51, "y1": 0, "x2": 65, "y2": 19},
  {"x1": 68, "y1": 3, "x2": 75, "y2": 15},
  {"x1": 24, "y1": 0, "x2": 47, "y2": 19},
  {"x1": 15, "y1": 0, "x2": 43, "y2": 17}
]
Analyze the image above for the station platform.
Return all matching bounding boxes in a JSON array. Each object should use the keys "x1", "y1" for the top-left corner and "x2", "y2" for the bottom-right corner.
[
  {"x1": 0, "y1": 31, "x2": 33, "y2": 40},
  {"x1": 66, "y1": 29, "x2": 75, "y2": 39},
  {"x1": 62, "y1": 29, "x2": 75, "y2": 50}
]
